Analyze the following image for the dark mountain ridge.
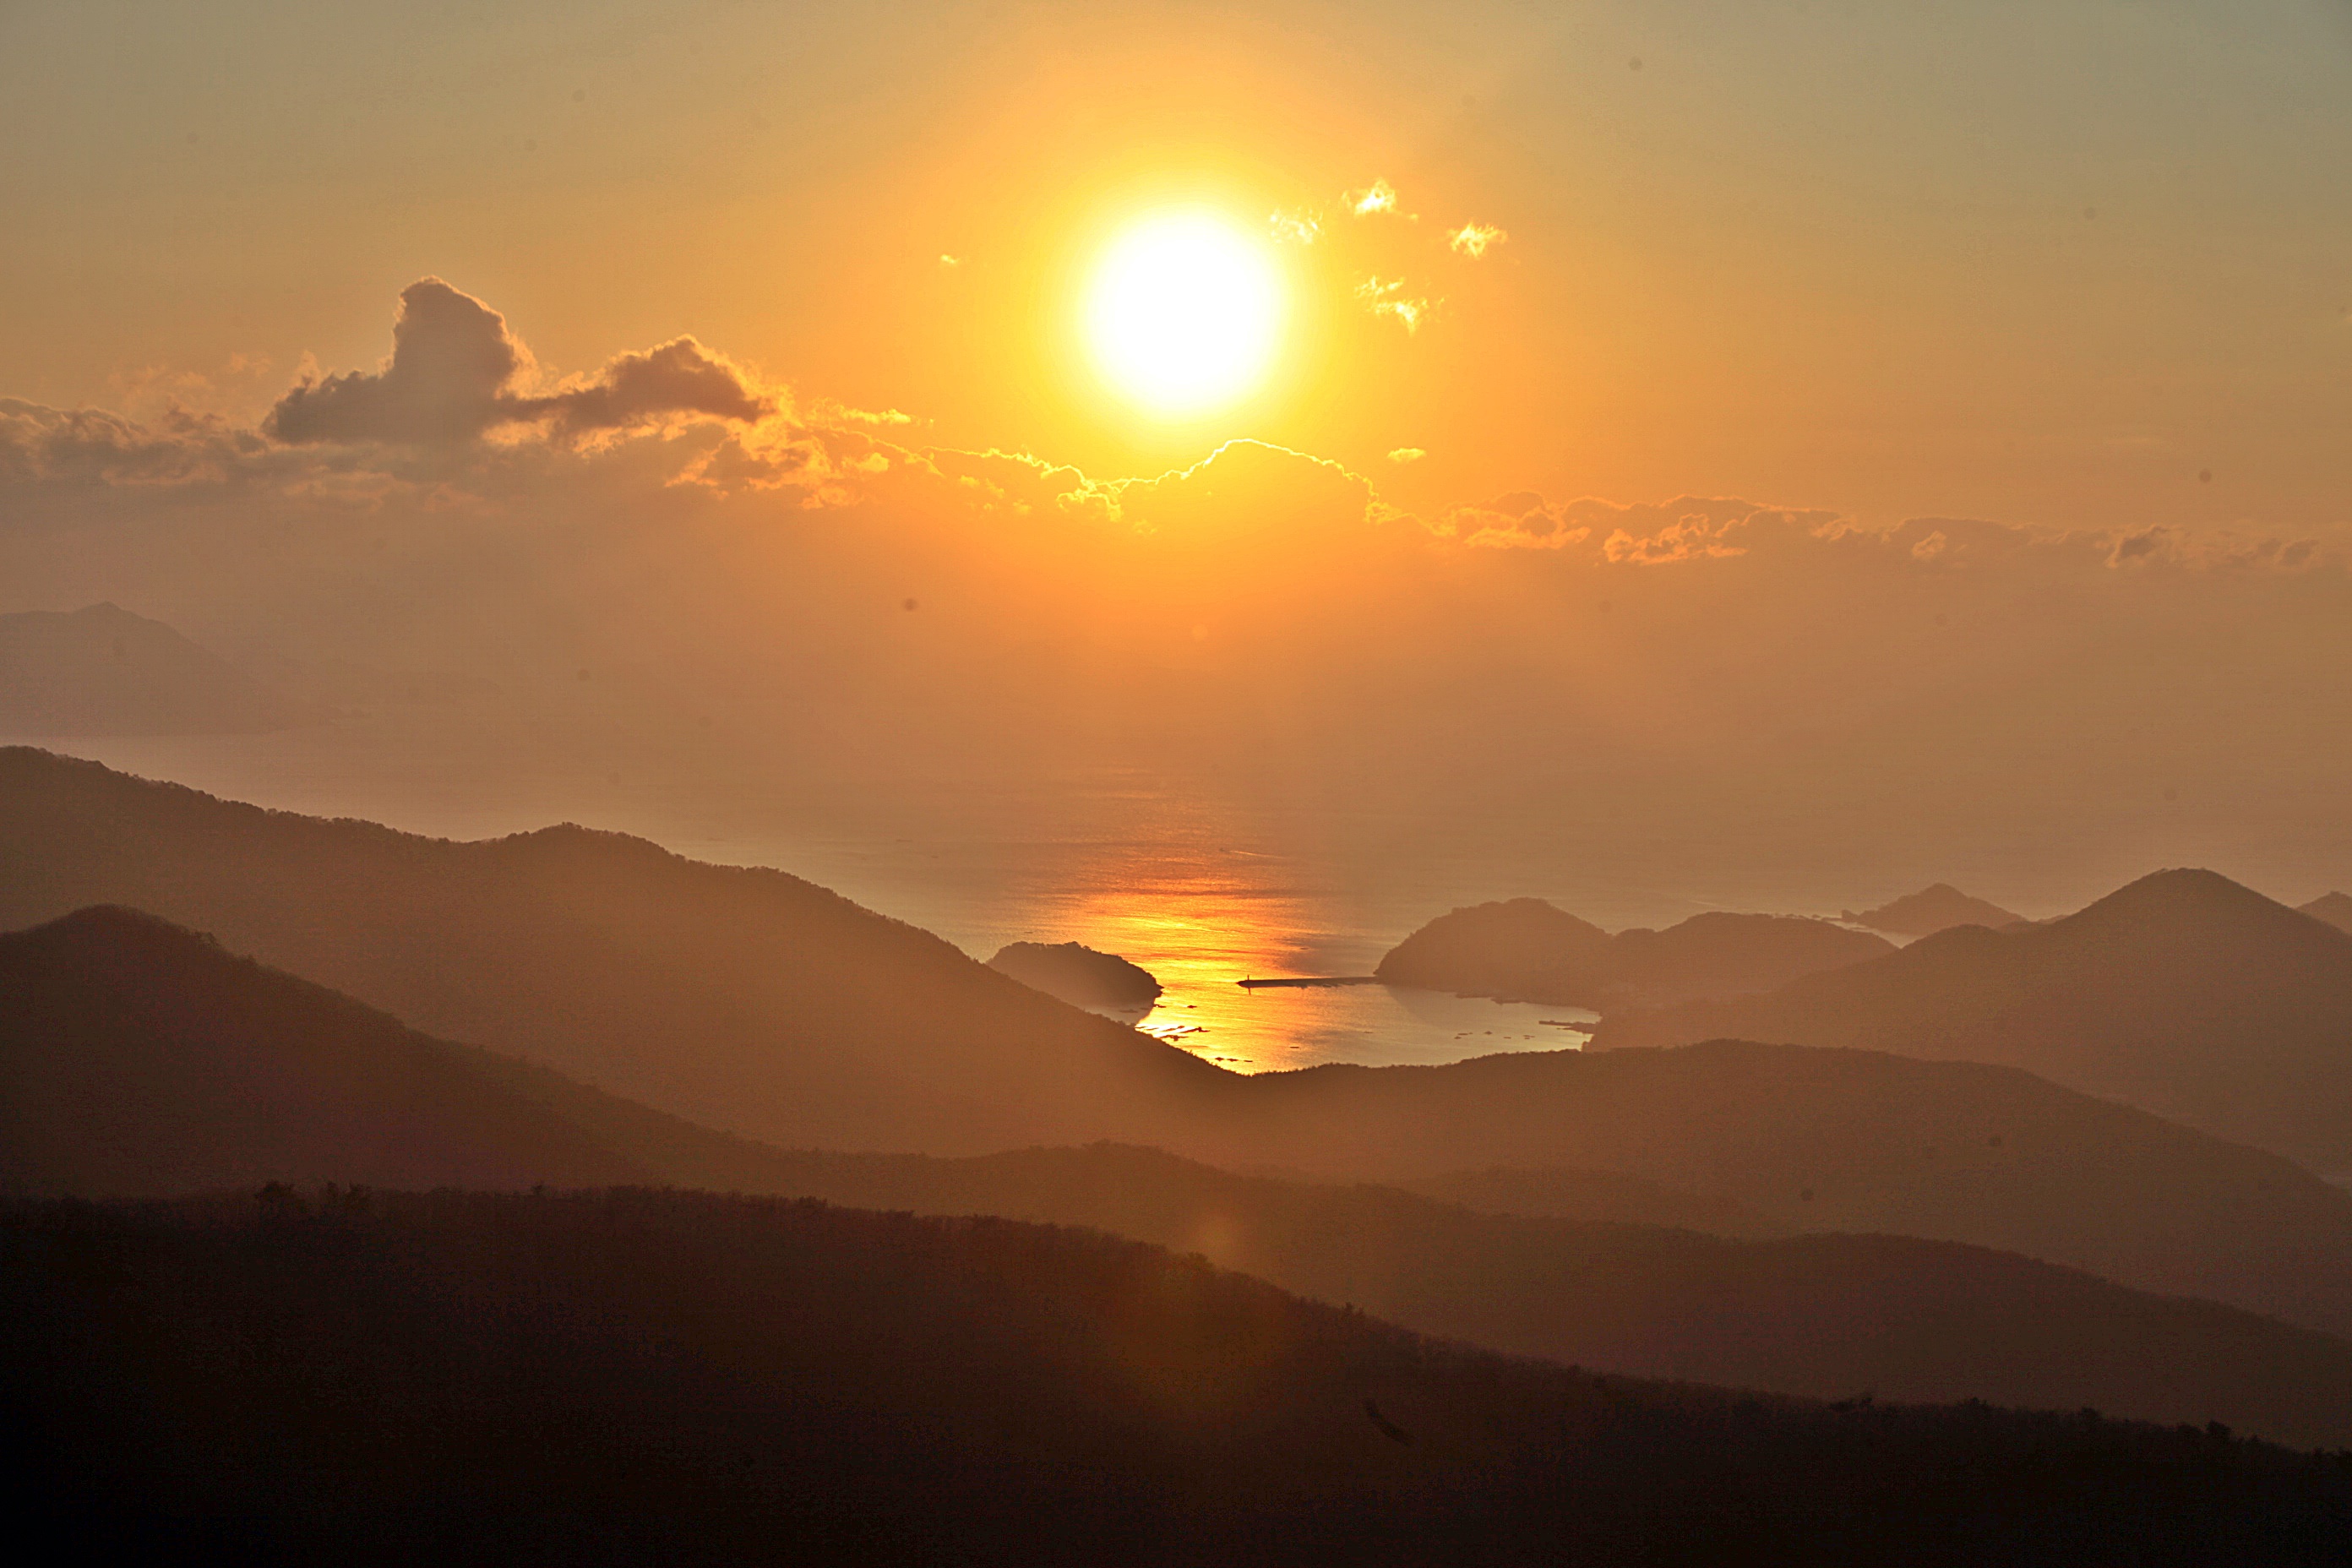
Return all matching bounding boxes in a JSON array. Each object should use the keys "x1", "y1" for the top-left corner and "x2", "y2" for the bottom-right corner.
[
  {"x1": 15, "y1": 901, "x2": 2352, "y2": 1443},
  {"x1": 14, "y1": 754, "x2": 2352, "y2": 1342},
  {"x1": 1376, "y1": 896, "x2": 1892, "y2": 1008},
  {"x1": 0, "y1": 747, "x2": 1228, "y2": 1157},
  {"x1": 15, "y1": 1189, "x2": 2349, "y2": 1565},
  {"x1": 1596, "y1": 868, "x2": 2352, "y2": 1173}
]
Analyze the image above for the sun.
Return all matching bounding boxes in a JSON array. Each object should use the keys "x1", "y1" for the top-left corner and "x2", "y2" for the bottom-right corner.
[{"x1": 1083, "y1": 210, "x2": 1285, "y2": 417}]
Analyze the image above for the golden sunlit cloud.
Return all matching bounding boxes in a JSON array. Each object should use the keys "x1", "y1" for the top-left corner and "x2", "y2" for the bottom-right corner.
[
  {"x1": 1387, "y1": 447, "x2": 1425, "y2": 464},
  {"x1": 1083, "y1": 211, "x2": 1286, "y2": 417},
  {"x1": 1348, "y1": 178, "x2": 1402, "y2": 217},
  {"x1": 1268, "y1": 210, "x2": 1320, "y2": 245},
  {"x1": 938, "y1": 253, "x2": 961, "y2": 268},
  {"x1": 1355, "y1": 276, "x2": 1431, "y2": 333},
  {"x1": 1447, "y1": 222, "x2": 1507, "y2": 258}
]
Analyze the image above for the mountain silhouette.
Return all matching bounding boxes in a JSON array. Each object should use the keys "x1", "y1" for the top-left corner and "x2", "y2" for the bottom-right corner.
[
  {"x1": 1843, "y1": 883, "x2": 2023, "y2": 936},
  {"x1": 0, "y1": 748, "x2": 1227, "y2": 1156},
  {"x1": 14, "y1": 754, "x2": 2352, "y2": 1340},
  {"x1": 17, "y1": 903, "x2": 2352, "y2": 1442},
  {"x1": 1377, "y1": 898, "x2": 1892, "y2": 1008},
  {"x1": 0, "y1": 602, "x2": 312, "y2": 735},
  {"x1": 2302, "y1": 892, "x2": 2352, "y2": 936},
  {"x1": 1595, "y1": 868, "x2": 2352, "y2": 1173},
  {"x1": 726, "y1": 1142, "x2": 2352, "y2": 1446},
  {"x1": 988, "y1": 939, "x2": 1162, "y2": 1009},
  {"x1": 1223, "y1": 1039, "x2": 2352, "y2": 1339},
  {"x1": 14, "y1": 1190, "x2": 2347, "y2": 1566},
  {"x1": 0, "y1": 906, "x2": 656, "y2": 1195}
]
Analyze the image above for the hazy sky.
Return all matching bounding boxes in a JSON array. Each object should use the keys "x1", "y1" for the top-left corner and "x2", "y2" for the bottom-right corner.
[
  {"x1": 3, "y1": 1, "x2": 2350, "y2": 914},
  {"x1": 5, "y1": 1, "x2": 2348, "y2": 527}
]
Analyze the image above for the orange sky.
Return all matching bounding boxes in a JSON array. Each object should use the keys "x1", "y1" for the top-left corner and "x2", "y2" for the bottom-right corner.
[
  {"x1": 3, "y1": 0, "x2": 2348, "y2": 535},
  {"x1": 4, "y1": 2, "x2": 2352, "y2": 912}
]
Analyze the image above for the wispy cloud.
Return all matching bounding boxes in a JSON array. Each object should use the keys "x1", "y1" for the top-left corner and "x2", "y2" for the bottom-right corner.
[
  {"x1": 1268, "y1": 209, "x2": 1321, "y2": 245},
  {"x1": 1387, "y1": 447, "x2": 1426, "y2": 464},
  {"x1": 1357, "y1": 276, "x2": 1434, "y2": 333},
  {"x1": 1448, "y1": 222, "x2": 1507, "y2": 259},
  {"x1": 1348, "y1": 178, "x2": 1402, "y2": 218}
]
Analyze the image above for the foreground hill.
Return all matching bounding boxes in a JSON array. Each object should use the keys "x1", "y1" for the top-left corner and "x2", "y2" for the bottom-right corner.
[
  {"x1": 9, "y1": 1190, "x2": 2349, "y2": 1565},
  {"x1": 16, "y1": 905, "x2": 2352, "y2": 1443},
  {"x1": 0, "y1": 748, "x2": 1226, "y2": 1155},
  {"x1": 1594, "y1": 869, "x2": 2352, "y2": 1173},
  {"x1": 1844, "y1": 884, "x2": 2023, "y2": 937},
  {"x1": 0, "y1": 603, "x2": 309, "y2": 735},
  {"x1": 1376, "y1": 897, "x2": 1892, "y2": 1008},
  {"x1": 734, "y1": 1143, "x2": 2352, "y2": 1446}
]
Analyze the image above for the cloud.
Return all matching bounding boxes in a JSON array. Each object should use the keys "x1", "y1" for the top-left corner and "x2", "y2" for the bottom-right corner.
[
  {"x1": 266, "y1": 278, "x2": 771, "y2": 447},
  {"x1": 1098, "y1": 439, "x2": 1385, "y2": 541},
  {"x1": 1356, "y1": 277, "x2": 1434, "y2": 332},
  {"x1": 1387, "y1": 447, "x2": 1426, "y2": 465},
  {"x1": 1347, "y1": 178, "x2": 1402, "y2": 218},
  {"x1": 1268, "y1": 210, "x2": 1321, "y2": 245},
  {"x1": 1447, "y1": 222, "x2": 1507, "y2": 258},
  {"x1": 265, "y1": 279, "x2": 529, "y2": 445},
  {"x1": 520, "y1": 337, "x2": 770, "y2": 435},
  {"x1": 0, "y1": 398, "x2": 268, "y2": 489}
]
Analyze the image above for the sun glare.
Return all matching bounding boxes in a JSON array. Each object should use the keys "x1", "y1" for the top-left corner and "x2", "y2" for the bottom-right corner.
[{"x1": 1084, "y1": 211, "x2": 1284, "y2": 417}]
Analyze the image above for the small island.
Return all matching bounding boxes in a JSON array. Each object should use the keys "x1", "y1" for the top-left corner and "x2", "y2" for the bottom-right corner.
[{"x1": 988, "y1": 940, "x2": 1163, "y2": 1010}]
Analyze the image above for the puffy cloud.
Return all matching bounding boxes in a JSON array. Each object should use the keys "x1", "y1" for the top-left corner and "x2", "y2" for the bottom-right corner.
[
  {"x1": 266, "y1": 278, "x2": 771, "y2": 447},
  {"x1": 1387, "y1": 447, "x2": 1426, "y2": 465},
  {"x1": 520, "y1": 337, "x2": 770, "y2": 436},
  {"x1": 1347, "y1": 178, "x2": 1402, "y2": 217},
  {"x1": 1447, "y1": 222, "x2": 1507, "y2": 258},
  {"x1": 266, "y1": 279, "x2": 529, "y2": 445}
]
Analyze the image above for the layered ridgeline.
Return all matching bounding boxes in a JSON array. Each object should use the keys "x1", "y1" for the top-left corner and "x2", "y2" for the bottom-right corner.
[
  {"x1": 1594, "y1": 870, "x2": 2352, "y2": 1174},
  {"x1": 1843, "y1": 884, "x2": 2025, "y2": 937},
  {"x1": 17, "y1": 1195, "x2": 2350, "y2": 1568},
  {"x1": 14, "y1": 905, "x2": 2352, "y2": 1446},
  {"x1": 2305, "y1": 893, "x2": 2352, "y2": 937},
  {"x1": 1375, "y1": 897, "x2": 1892, "y2": 1009},
  {"x1": 14, "y1": 754, "x2": 2352, "y2": 1342},
  {"x1": 0, "y1": 603, "x2": 312, "y2": 736},
  {"x1": 0, "y1": 748, "x2": 1228, "y2": 1156}
]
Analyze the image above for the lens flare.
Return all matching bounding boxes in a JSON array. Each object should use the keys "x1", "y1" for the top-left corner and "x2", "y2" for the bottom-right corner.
[{"x1": 1084, "y1": 211, "x2": 1284, "y2": 416}]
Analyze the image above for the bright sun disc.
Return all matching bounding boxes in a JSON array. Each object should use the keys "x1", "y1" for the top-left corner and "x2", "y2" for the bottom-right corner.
[{"x1": 1085, "y1": 211, "x2": 1284, "y2": 416}]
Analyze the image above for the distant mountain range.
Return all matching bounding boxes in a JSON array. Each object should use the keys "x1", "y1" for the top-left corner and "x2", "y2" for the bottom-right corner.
[
  {"x1": 1843, "y1": 883, "x2": 2023, "y2": 936},
  {"x1": 0, "y1": 602, "x2": 312, "y2": 735},
  {"x1": 15, "y1": 901, "x2": 2352, "y2": 1445},
  {"x1": 1375, "y1": 898, "x2": 1893, "y2": 1008},
  {"x1": 2304, "y1": 892, "x2": 2352, "y2": 935},
  {"x1": 1595, "y1": 868, "x2": 2352, "y2": 1174},
  {"x1": 11, "y1": 751, "x2": 2352, "y2": 1344},
  {"x1": 0, "y1": 746, "x2": 1225, "y2": 1157}
]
